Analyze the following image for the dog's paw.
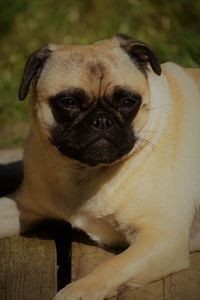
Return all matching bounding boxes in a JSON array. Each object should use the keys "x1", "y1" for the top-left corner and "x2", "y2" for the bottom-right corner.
[
  {"x1": 0, "y1": 196, "x2": 20, "y2": 238},
  {"x1": 54, "y1": 277, "x2": 107, "y2": 300}
]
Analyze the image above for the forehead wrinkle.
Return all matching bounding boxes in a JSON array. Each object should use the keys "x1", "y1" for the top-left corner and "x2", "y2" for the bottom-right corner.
[
  {"x1": 87, "y1": 60, "x2": 106, "y2": 100},
  {"x1": 103, "y1": 81, "x2": 113, "y2": 96},
  {"x1": 98, "y1": 70, "x2": 104, "y2": 100},
  {"x1": 88, "y1": 61, "x2": 104, "y2": 77}
]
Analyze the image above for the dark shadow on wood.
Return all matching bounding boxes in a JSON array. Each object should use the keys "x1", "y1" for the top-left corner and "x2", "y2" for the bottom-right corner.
[
  {"x1": 23, "y1": 219, "x2": 72, "y2": 291},
  {"x1": 54, "y1": 222, "x2": 72, "y2": 290},
  {"x1": 0, "y1": 160, "x2": 23, "y2": 196}
]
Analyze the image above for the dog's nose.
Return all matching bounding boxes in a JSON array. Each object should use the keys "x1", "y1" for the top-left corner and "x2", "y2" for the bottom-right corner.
[{"x1": 92, "y1": 115, "x2": 113, "y2": 131}]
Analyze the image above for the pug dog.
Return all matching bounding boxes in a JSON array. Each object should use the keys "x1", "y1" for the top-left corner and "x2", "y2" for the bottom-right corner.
[{"x1": 0, "y1": 34, "x2": 200, "y2": 300}]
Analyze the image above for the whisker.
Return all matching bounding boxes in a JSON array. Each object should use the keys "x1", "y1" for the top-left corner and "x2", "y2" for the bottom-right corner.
[
  {"x1": 137, "y1": 137, "x2": 157, "y2": 150},
  {"x1": 135, "y1": 129, "x2": 157, "y2": 134},
  {"x1": 145, "y1": 103, "x2": 170, "y2": 111}
]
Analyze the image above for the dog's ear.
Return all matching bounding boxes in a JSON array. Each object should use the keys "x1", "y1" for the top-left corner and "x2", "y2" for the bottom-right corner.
[
  {"x1": 116, "y1": 33, "x2": 161, "y2": 76},
  {"x1": 18, "y1": 47, "x2": 52, "y2": 101}
]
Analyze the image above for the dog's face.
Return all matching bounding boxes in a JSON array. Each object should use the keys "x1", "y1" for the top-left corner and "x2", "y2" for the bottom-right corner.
[{"x1": 19, "y1": 34, "x2": 161, "y2": 166}]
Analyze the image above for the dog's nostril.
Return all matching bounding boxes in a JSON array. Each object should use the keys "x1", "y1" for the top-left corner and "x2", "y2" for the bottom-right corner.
[
  {"x1": 92, "y1": 117, "x2": 113, "y2": 131},
  {"x1": 93, "y1": 118, "x2": 101, "y2": 128},
  {"x1": 105, "y1": 119, "x2": 112, "y2": 128}
]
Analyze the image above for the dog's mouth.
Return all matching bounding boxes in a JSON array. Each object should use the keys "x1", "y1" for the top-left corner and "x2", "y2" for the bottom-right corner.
[
  {"x1": 81, "y1": 137, "x2": 120, "y2": 166},
  {"x1": 51, "y1": 128, "x2": 135, "y2": 167}
]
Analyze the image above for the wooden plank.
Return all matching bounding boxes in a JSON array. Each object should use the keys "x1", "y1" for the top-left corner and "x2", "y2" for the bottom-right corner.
[
  {"x1": 72, "y1": 234, "x2": 200, "y2": 300},
  {"x1": 163, "y1": 252, "x2": 200, "y2": 300},
  {"x1": 0, "y1": 235, "x2": 56, "y2": 300}
]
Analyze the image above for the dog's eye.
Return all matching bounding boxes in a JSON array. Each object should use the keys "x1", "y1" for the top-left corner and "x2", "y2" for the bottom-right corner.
[
  {"x1": 120, "y1": 96, "x2": 141, "y2": 108},
  {"x1": 59, "y1": 97, "x2": 79, "y2": 110},
  {"x1": 122, "y1": 98, "x2": 136, "y2": 107}
]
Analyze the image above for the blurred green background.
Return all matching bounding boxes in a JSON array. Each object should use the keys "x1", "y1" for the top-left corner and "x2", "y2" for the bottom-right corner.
[{"x1": 0, "y1": 0, "x2": 199, "y2": 149}]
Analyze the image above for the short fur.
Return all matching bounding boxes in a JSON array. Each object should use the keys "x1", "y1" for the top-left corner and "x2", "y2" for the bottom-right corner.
[{"x1": 0, "y1": 35, "x2": 200, "y2": 300}]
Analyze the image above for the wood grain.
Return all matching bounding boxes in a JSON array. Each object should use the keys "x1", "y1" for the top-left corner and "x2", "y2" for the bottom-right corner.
[
  {"x1": 163, "y1": 252, "x2": 200, "y2": 300},
  {"x1": 0, "y1": 235, "x2": 56, "y2": 300}
]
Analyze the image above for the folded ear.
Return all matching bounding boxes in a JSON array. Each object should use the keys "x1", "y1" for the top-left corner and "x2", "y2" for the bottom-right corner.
[
  {"x1": 116, "y1": 33, "x2": 161, "y2": 76},
  {"x1": 18, "y1": 47, "x2": 52, "y2": 101}
]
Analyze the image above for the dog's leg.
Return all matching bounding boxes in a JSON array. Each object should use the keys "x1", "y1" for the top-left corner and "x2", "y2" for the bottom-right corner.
[
  {"x1": 54, "y1": 227, "x2": 189, "y2": 300},
  {"x1": 0, "y1": 194, "x2": 21, "y2": 238}
]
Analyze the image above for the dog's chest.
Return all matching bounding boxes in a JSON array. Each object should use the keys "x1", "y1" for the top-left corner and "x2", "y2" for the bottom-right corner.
[{"x1": 71, "y1": 213, "x2": 129, "y2": 247}]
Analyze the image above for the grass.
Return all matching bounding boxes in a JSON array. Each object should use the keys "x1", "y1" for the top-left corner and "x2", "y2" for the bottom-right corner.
[{"x1": 0, "y1": 0, "x2": 199, "y2": 148}]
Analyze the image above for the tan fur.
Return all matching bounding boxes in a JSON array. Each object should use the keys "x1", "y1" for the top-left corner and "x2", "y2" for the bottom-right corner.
[
  {"x1": 1, "y1": 37, "x2": 200, "y2": 300},
  {"x1": 187, "y1": 68, "x2": 200, "y2": 87}
]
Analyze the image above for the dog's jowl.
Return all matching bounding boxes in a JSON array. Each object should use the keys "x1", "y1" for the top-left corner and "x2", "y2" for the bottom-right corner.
[{"x1": 1, "y1": 34, "x2": 200, "y2": 300}]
